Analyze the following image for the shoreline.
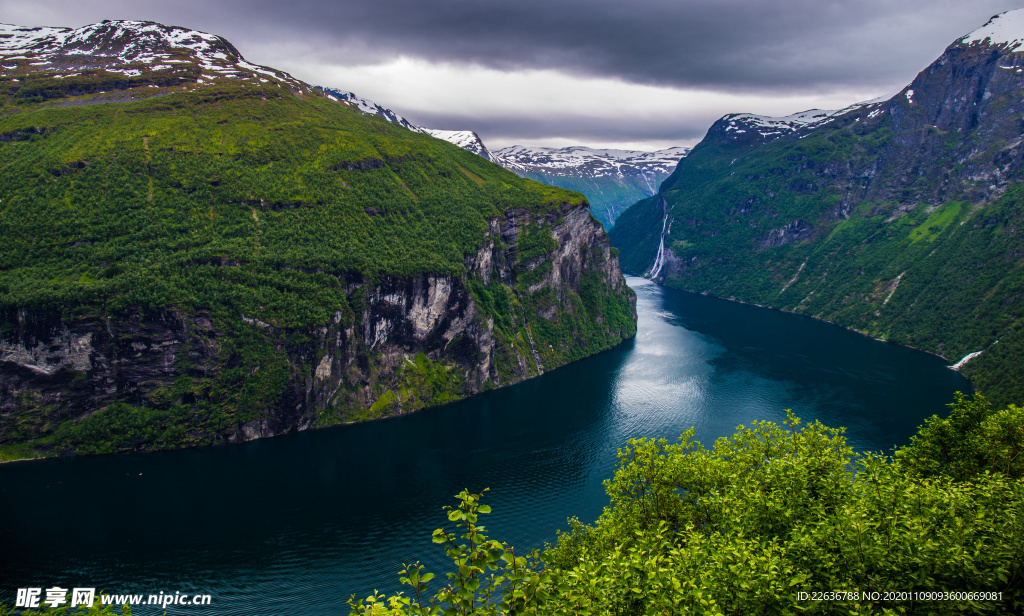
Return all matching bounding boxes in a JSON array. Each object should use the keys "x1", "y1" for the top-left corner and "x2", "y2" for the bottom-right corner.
[
  {"x1": 627, "y1": 273, "x2": 965, "y2": 368},
  {"x1": 0, "y1": 330, "x2": 640, "y2": 465}
]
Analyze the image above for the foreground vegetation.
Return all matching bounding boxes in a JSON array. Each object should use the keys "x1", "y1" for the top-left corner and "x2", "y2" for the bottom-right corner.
[
  {"x1": 4, "y1": 395, "x2": 1020, "y2": 614},
  {"x1": 348, "y1": 394, "x2": 1023, "y2": 615}
]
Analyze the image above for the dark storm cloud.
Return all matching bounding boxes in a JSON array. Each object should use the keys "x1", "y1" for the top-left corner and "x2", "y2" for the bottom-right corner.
[
  {"x1": 7, "y1": 0, "x2": 1024, "y2": 147},
  {"x1": 7, "y1": 0, "x2": 1023, "y2": 92}
]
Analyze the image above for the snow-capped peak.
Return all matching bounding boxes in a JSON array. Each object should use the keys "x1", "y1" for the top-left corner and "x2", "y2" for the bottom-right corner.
[
  {"x1": 721, "y1": 98, "x2": 887, "y2": 141},
  {"x1": 0, "y1": 20, "x2": 304, "y2": 88},
  {"x1": 960, "y1": 9, "x2": 1024, "y2": 51}
]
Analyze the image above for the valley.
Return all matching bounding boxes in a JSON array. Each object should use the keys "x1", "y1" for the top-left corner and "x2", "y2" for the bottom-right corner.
[
  {"x1": 316, "y1": 87, "x2": 690, "y2": 229},
  {"x1": 612, "y1": 11, "x2": 1024, "y2": 408},
  {"x1": 1, "y1": 7, "x2": 1023, "y2": 615}
]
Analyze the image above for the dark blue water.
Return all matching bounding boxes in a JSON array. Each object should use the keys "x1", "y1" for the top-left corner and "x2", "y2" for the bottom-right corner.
[{"x1": 0, "y1": 277, "x2": 969, "y2": 614}]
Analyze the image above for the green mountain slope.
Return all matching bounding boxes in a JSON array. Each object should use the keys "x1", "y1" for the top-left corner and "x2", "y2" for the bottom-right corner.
[
  {"x1": 0, "y1": 85, "x2": 570, "y2": 319},
  {"x1": 612, "y1": 12, "x2": 1024, "y2": 407},
  {"x1": 0, "y1": 21, "x2": 636, "y2": 459}
]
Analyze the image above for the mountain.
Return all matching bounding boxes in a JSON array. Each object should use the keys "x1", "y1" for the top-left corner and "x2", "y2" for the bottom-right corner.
[
  {"x1": 421, "y1": 130, "x2": 494, "y2": 161},
  {"x1": 311, "y1": 89, "x2": 688, "y2": 228},
  {"x1": 493, "y1": 146, "x2": 690, "y2": 229},
  {"x1": 611, "y1": 9, "x2": 1024, "y2": 408},
  {"x1": 0, "y1": 20, "x2": 309, "y2": 95},
  {"x1": 316, "y1": 87, "x2": 424, "y2": 131},
  {"x1": 712, "y1": 99, "x2": 889, "y2": 147},
  {"x1": 0, "y1": 20, "x2": 636, "y2": 459}
]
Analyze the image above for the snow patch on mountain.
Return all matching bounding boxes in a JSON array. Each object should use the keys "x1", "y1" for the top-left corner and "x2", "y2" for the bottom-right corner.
[
  {"x1": 0, "y1": 20, "x2": 305, "y2": 88},
  {"x1": 961, "y1": 9, "x2": 1024, "y2": 50},
  {"x1": 722, "y1": 98, "x2": 888, "y2": 141},
  {"x1": 420, "y1": 130, "x2": 493, "y2": 161},
  {"x1": 493, "y1": 145, "x2": 689, "y2": 179},
  {"x1": 315, "y1": 87, "x2": 421, "y2": 131}
]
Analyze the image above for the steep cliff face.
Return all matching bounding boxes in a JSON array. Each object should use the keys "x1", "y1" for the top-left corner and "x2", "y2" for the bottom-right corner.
[
  {"x1": 1, "y1": 199, "x2": 635, "y2": 457},
  {"x1": 316, "y1": 199, "x2": 635, "y2": 427},
  {"x1": 610, "y1": 10, "x2": 1024, "y2": 407}
]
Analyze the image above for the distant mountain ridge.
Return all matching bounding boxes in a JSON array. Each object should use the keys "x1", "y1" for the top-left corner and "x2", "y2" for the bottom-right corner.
[
  {"x1": 493, "y1": 145, "x2": 691, "y2": 228},
  {"x1": 610, "y1": 8, "x2": 1024, "y2": 407}
]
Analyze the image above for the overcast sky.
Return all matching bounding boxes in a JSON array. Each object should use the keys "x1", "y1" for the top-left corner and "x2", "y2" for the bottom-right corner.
[{"x1": 4, "y1": 0, "x2": 1024, "y2": 150}]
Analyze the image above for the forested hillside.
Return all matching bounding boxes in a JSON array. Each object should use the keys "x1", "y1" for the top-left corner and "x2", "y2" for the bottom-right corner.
[{"x1": 0, "y1": 21, "x2": 636, "y2": 459}]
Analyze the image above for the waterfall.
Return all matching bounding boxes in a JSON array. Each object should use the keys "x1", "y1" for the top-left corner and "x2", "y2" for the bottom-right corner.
[{"x1": 645, "y1": 196, "x2": 669, "y2": 279}]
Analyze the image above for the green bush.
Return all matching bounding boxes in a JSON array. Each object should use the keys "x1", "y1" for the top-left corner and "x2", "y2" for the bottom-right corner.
[{"x1": 356, "y1": 396, "x2": 1024, "y2": 615}]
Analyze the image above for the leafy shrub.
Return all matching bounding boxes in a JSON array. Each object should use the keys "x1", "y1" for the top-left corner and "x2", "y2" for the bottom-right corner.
[{"x1": 358, "y1": 396, "x2": 1024, "y2": 615}]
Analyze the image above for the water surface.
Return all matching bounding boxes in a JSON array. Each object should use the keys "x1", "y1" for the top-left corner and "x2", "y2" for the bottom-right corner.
[{"x1": 0, "y1": 277, "x2": 968, "y2": 614}]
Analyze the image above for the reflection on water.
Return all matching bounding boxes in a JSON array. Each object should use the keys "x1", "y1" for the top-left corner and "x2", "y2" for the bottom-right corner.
[{"x1": 0, "y1": 277, "x2": 968, "y2": 614}]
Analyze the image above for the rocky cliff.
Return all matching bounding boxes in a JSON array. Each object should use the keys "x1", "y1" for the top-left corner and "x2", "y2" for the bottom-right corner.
[{"x1": 1, "y1": 198, "x2": 634, "y2": 457}]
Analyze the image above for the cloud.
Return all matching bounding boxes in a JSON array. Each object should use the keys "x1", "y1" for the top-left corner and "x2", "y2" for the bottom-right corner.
[
  {"x1": 6, "y1": 0, "x2": 1022, "y2": 90},
  {"x1": 16, "y1": 0, "x2": 1024, "y2": 87},
  {"x1": 298, "y1": 57, "x2": 890, "y2": 149},
  {"x1": 4, "y1": 0, "x2": 1023, "y2": 148}
]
